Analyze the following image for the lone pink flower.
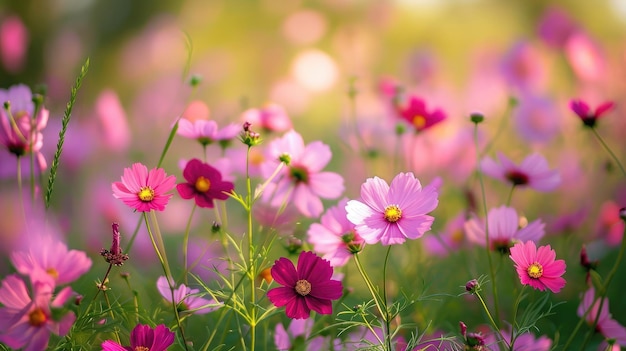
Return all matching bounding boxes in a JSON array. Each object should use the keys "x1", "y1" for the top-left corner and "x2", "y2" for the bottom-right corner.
[
  {"x1": 177, "y1": 118, "x2": 240, "y2": 147},
  {"x1": 569, "y1": 99, "x2": 614, "y2": 128},
  {"x1": 241, "y1": 102, "x2": 292, "y2": 133},
  {"x1": 509, "y1": 241, "x2": 566, "y2": 293},
  {"x1": 481, "y1": 152, "x2": 560, "y2": 191},
  {"x1": 577, "y1": 287, "x2": 626, "y2": 347},
  {"x1": 156, "y1": 276, "x2": 222, "y2": 315},
  {"x1": 0, "y1": 275, "x2": 75, "y2": 351},
  {"x1": 176, "y1": 158, "x2": 234, "y2": 208},
  {"x1": 345, "y1": 172, "x2": 439, "y2": 246},
  {"x1": 101, "y1": 323, "x2": 175, "y2": 351},
  {"x1": 395, "y1": 94, "x2": 446, "y2": 132},
  {"x1": 112, "y1": 163, "x2": 176, "y2": 212},
  {"x1": 267, "y1": 251, "x2": 343, "y2": 320}
]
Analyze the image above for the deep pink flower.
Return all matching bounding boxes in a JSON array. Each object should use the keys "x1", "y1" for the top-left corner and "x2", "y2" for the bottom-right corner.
[
  {"x1": 177, "y1": 118, "x2": 240, "y2": 147},
  {"x1": 241, "y1": 102, "x2": 292, "y2": 133},
  {"x1": 267, "y1": 251, "x2": 343, "y2": 320},
  {"x1": 481, "y1": 152, "x2": 560, "y2": 191},
  {"x1": 262, "y1": 130, "x2": 344, "y2": 218},
  {"x1": 578, "y1": 287, "x2": 626, "y2": 347},
  {"x1": 101, "y1": 323, "x2": 175, "y2": 351},
  {"x1": 11, "y1": 235, "x2": 92, "y2": 287},
  {"x1": 0, "y1": 16, "x2": 29, "y2": 73},
  {"x1": 465, "y1": 205, "x2": 545, "y2": 253},
  {"x1": 0, "y1": 275, "x2": 75, "y2": 351},
  {"x1": 345, "y1": 172, "x2": 439, "y2": 246},
  {"x1": 112, "y1": 163, "x2": 176, "y2": 212},
  {"x1": 509, "y1": 241, "x2": 566, "y2": 293},
  {"x1": 176, "y1": 158, "x2": 234, "y2": 208},
  {"x1": 156, "y1": 276, "x2": 222, "y2": 315},
  {"x1": 395, "y1": 94, "x2": 446, "y2": 132},
  {"x1": 569, "y1": 99, "x2": 614, "y2": 128},
  {"x1": 307, "y1": 198, "x2": 364, "y2": 267},
  {"x1": 0, "y1": 84, "x2": 49, "y2": 169}
]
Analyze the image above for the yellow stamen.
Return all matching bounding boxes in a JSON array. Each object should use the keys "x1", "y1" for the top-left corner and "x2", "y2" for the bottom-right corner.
[
  {"x1": 295, "y1": 279, "x2": 312, "y2": 296},
  {"x1": 138, "y1": 186, "x2": 155, "y2": 202},
  {"x1": 195, "y1": 176, "x2": 211, "y2": 193},
  {"x1": 527, "y1": 262, "x2": 543, "y2": 279},
  {"x1": 384, "y1": 205, "x2": 402, "y2": 223},
  {"x1": 413, "y1": 115, "x2": 426, "y2": 129},
  {"x1": 135, "y1": 347, "x2": 149, "y2": 351},
  {"x1": 28, "y1": 308, "x2": 47, "y2": 326},
  {"x1": 46, "y1": 268, "x2": 59, "y2": 280}
]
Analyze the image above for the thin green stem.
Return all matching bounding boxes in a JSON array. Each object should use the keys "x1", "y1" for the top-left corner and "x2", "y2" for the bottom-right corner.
[
  {"x1": 591, "y1": 128, "x2": 626, "y2": 178},
  {"x1": 182, "y1": 204, "x2": 197, "y2": 285},
  {"x1": 506, "y1": 185, "x2": 515, "y2": 207},
  {"x1": 382, "y1": 246, "x2": 393, "y2": 351},
  {"x1": 245, "y1": 145, "x2": 257, "y2": 351},
  {"x1": 353, "y1": 253, "x2": 387, "y2": 340},
  {"x1": 475, "y1": 290, "x2": 507, "y2": 349}
]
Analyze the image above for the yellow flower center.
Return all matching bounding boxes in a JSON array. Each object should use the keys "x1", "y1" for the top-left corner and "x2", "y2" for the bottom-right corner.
[
  {"x1": 138, "y1": 186, "x2": 155, "y2": 202},
  {"x1": 295, "y1": 279, "x2": 312, "y2": 296},
  {"x1": 413, "y1": 115, "x2": 426, "y2": 129},
  {"x1": 527, "y1": 262, "x2": 543, "y2": 279},
  {"x1": 135, "y1": 347, "x2": 149, "y2": 351},
  {"x1": 384, "y1": 205, "x2": 402, "y2": 223},
  {"x1": 46, "y1": 268, "x2": 59, "y2": 280},
  {"x1": 195, "y1": 176, "x2": 211, "y2": 193},
  {"x1": 28, "y1": 308, "x2": 47, "y2": 327}
]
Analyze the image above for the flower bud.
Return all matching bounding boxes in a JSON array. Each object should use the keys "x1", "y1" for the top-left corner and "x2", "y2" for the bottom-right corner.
[
  {"x1": 470, "y1": 113, "x2": 484, "y2": 124},
  {"x1": 465, "y1": 279, "x2": 479, "y2": 293}
]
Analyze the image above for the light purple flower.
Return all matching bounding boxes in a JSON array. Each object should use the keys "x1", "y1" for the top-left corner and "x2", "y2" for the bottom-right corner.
[
  {"x1": 262, "y1": 130, "x2": 344, "y2": 218},
  {"x1": 346, "y1": 172, "x2": 439, "y2": 246},
  {"x1": 156, "y1": 276, "x2": 222, "y2": 315},
  {"x1": 465, "y1": 205, "x2": 545, "y2": 252},
  {"x1": 578, "y1": 287, "x2": 626, "y2": 347},
  {"x1": 512, "y1": 94, "x2": 561, "y2": 144},
  {"x1": 481, "y1": 152, "x2": 560, "y2": 191}
]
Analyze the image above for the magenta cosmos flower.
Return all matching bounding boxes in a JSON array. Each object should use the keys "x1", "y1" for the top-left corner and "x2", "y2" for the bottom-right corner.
[
  {"x1": 577, "y1": 287, "x2": 626, "y2": 347},
  {"x1": 156, "y1": 276, "x2": 222, "y2": 315},
  {"x1": 0, "y1": 275, "x2": 75, "y2": 351},
  {"x1": 307, "y1": 198, "x2": 364, "y2": 267},
  {"x1": 395, "y1": 94, "x2": 446, "y2": 132},
  {"x1": 101, "y1": 323, "x2": 175, "y2": 351},
  {"x1": 112, "y1": 163, "x2": 176, "y2": 212},
  {"x1": 345, "y1": 172, "x2": 439, "y2": 246},
  {"x1": 509, "y1": 241, "x2": 566, "y2": 293},
  {"x1": 465, "y1": 205, "x2": 545, "y2": 253},
  {"x1": 176, "y1": 158, "x2": 234, "y2": 208},
  {"x1": 262, "y1": 130, "x2": 344, "y2": 218},
  {"x1": 267, "y1": 251, "x2": 343, "y2": 320},
  {"x1": 569, "y1": 99, "x2": 614, "y2": 128},
  {"x1": 481, "y1": 152, "x2": 560, "y2": 192}
]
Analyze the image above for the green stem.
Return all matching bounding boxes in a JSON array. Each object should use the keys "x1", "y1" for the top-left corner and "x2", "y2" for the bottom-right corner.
[
  {"x1": 506, "y1": 185, "x2": 515, "y2": 207},
  {"x1": 382, "y1": 246, "x2": 393, "y2": 351},
  {"x1": 182, "y1": 204, "x2": 197, "y2": 285},
  {"x1": 353, "y1": 253, "x2": 387, "y2": 339},
  {"x1": 475, "y1": 290, "x2": 508, "y2": 349},
  {"x1": 245, "y1": 145, "x2": 257, "y2": 351},
  {"x1": 591, "y1": 128, "x2": 626, "y2": 178}
]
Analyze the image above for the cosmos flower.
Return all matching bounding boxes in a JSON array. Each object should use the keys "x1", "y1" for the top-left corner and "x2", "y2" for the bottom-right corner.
[
  {"x1": 176, "y1": 158, "x2": 234, "y2": 208},
  {"x1": 345, "y1": 172, "x2": 439, "y2": 246},
  {"x1": 262, "y1": 130, "x2": 344, "y2": 218},
  {"x1": 274, "y1": 318, "x2": 331, "y2": 351},
  {"x1": 307, "y1": 198, "x2": 364, "y2": 267},
  {"x1": 394, "y1": 94, "x2": 446, "y2": 132},
  {"x1": 241, "y1": 102, "x2": 292, "y2": 133},
  {"x1": 481, "y1": 152, "x2": 560, "y2": 192},
  {"x1": 112, "y1": 163, "x2": 176, "y2": 212},
  {"x1": 577, "y1": 287, "x2": 626, "y2": 347},
  {"x1": 177, "y1": 118, "x2": 240, "y2": 147},
  {"x1": 101, "y1": 324, "x2": 175, "y2": 351},
  {"x1": 0, "y1": 275, "x2": 75, "y2": 351},
  {"x1": 569, "y1": 99, "x2": 614, "y2": 128},
  {"x1": 156, "y1": 276, "x2": 222, "y2": 315},
  {"x1": 509, "y1": 241, "x2": 566, "y2": 293},
  {"x1": 464, "y1": 205, "x2": 545, "y2": 253},
  {"x1": 267, "y1": 251, "x2": 343, "y2": 320}
]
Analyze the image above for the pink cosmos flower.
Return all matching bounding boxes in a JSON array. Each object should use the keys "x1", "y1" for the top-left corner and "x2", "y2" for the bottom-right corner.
[
  {"x1": 11, "y1": 235, "x2": 92, "y2": 287},
  {"x1": 262, "y1": 130, "x2": 344, "y2": 218},
  {"x1": 0, "y1": 275, "x2": 75, "y2": 351},
  {"x1": 241, "y1": 102, "x2": 292, "y2": 133},
  {"x1": 509, "y1": 241, "x2": 566, "y2": 293},
  {"x1": 177, "y1": 118, "x2": 240, "y2": 147},
  {"x1": 465, "y1": 205, "x2": 545, "y2": 253},
  {"x1": 345, "y1": 172, "x2": 439, "y2": 246},
  {"x1": 577, "y1": 287, "x2": 626, "y2": 347},
  {"x1": 512, "y1": 94, "x2": 561, "y2": 144},
  {"x1": 101, "y1": 323, "x2": 175, "y2": 351},
  {"x1": 537, "y1": 6, "x2": 579, "y2": 49},
  {"x1": 307, "y1": 198, "x2": 364, "y2": 267},
  {"x1": 0, "y1": 16, "x2": 29, "y2": 73},
  {"x1": 156, "y1": 276, "x2": 222, "y2": 315},
  {"x1": 481, "y1": 152, "x2": 560, "y2": 191},
  {"x1": 112, "y1": 163, "x2": 176, "y2": 212},
  {"x1": 267, "y1": 251, "x2": 343, "y2": 320},
  {"x1": 95, "y1": 89, "x2": 131, "y2": 152},
  {"x1": 569, "y1": 99, "x2": 614, "y2": 128},
  {"x1": 176, "y1": 158, "x2": 234, "y2": 208},
  {"x1": 423, "y1": 212, "x2": 468, "y2": 256},
  {"x1": 565, "y1": 32, "x2": 605, "y2": 82},
  {"x1": 395, "y1": 94, "x2": 446, "y2": 132},
  {"x1": 595, "y1": 201, "x2": 625, "y2": 247},
  {"x1": 485, "y1": 327, "x2": 552, "y2": 351},
  {"x1": 500, "y1": 40, "x2": 548, "y2": 92},
  {"x1": 0, "y1": 84, "x2": 49, "y2": 169}
]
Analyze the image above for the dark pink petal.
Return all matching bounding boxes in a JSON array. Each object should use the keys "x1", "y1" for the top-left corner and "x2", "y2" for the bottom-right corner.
[
  {"x1": 267, "y1": 286, "x2": 297, "y2": 307},
  {"x1": 101, "y1": 340, "x2": 128, "y2": 351},
  {"x1": 309, "y1": 280, "x2": 343, "y2": 300},
  {"x1": 284, "y1": 296, "x2": 310, "y2": 319},
  {"x1": 271, "y1": 257, "x2": 298, "y2": 287},
  {"x1": 305, "y1": 295, "x2": 333, "y2": 315},
  {"x1": 569, "y1": 99, "x2": 590, "y2": 117},
  {"x1": 595, "y1": 101, "x2": 614, "y2": 117},
  {"x1": 540, "y1": 276, "x2": 566, "y2": 293},
  {"x1": 177, "y1": 183, "x2": 197, "y2": 199}
]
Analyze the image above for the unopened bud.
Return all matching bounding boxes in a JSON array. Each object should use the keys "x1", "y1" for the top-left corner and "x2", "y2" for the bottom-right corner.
[
  {"x1": 465, "y1": 279, "x2": 479, "y2": 293},
  {"x1": 470, "y1": 113, "x2": 484, "y2": 124}
]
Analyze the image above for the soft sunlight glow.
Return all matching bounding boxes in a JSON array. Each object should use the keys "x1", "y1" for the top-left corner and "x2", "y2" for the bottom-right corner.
[{"x1": 291, "y1": 49, "x2": 338, "y2": 92}]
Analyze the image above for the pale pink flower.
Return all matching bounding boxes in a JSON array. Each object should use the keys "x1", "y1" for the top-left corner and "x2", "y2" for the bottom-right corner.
[
  {"x1": 262, "y1": 130, "x2": 344, "y2": 217},
  {"x1": 307, "y1": 198, "x2": 363, "y2": 267},
  {"x1": 485, "y1": 327, "x2": 552, "y2": 351},
  {"x1": 512, "y1": 94, "x2": 561, "y2": 144},
  {"x1": 565, "y1": 32, "x2": 605, "y2": 82},
  {"x1": 509, "y1": 241, "x2": 566, "y2": 293},
  {"x1": 481, "y1": 152, "x2": 560, "y2": 191},
  {"x1": 241, "y1": 102, "x2": 292, "y2": 133},
  {"x1": 423, "y1": 212, "x2": 467, "y2": 256},
  {"x1": 156, "y1": 276, "x2": 222, "y2": 315},
  {"x1": 112, "y1": 163, "x2": 176, "y2": 212},
  {"x1": 274, "y1": 318, "x2": 331, "y2": 351},
  {"x1": 95, "y1": 89, "x2": 131, "y2": 152},
  {"x1": 595, "y1": 201, "x2": 625, "y2": 247},
  {"x1": 346, "y1": 172, "x2": 439, "y2": 246},
  {"x1": 177, "y1": 118, "x2": 240, "y2": 147},
  {"x1": 465, "y1": 205, "x2": 545, "y2": 252},
  {"x1": 11, "y1": 236, "x2": 92, "y2": 287},
  {"x1": 578, "y1": 287, "x2": 626, "y2": 347},
  {"x1": 0, "y1": 275, "x2": 75, "y2": 351}
]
